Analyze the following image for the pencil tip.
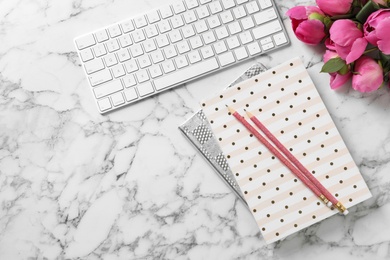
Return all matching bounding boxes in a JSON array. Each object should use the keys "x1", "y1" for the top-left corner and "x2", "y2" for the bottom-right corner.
[{"x1": 226, "y1": 105, "x2": 235, "y2": 114}]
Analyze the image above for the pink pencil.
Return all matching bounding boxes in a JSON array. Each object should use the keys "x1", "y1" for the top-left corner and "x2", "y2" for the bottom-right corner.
[
  {"x1": 244, "y1": 110, "x2": 348, "y2": 215},
  {"x1": 227, "y1": 106, "x2": 348, "y2": 215}
]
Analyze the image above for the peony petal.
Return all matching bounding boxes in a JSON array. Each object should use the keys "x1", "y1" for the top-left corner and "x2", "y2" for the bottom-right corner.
[
  {"x1": 323, "y1": 50, "x2": 339, "y2": 63},
  {"x1": 295, "y1": 20, "x2": 326, "y2": 45},
  {"x1": 330, "y1": 72, "x2": 351, "y2": 89},
  {"x1": 352, "y1": 56, "x2": 383, "y2": 92},
  {"x1": 286, "y1": 6, "x2": 308, "y2": 20},
  {"x1": 316, "y1": 0, "x2": 352, "y2": 16},
  {"x1": 376, "y1": 18, "x2": 390, "y2": 55},
  {"x1": 330, "y1": 20, "x2": 363, "y2": 46},
  {"x1": 345, "y1": 37, "x2": 367, "y2": 64}
]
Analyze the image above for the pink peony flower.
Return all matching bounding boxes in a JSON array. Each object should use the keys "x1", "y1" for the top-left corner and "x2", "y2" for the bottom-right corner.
[
  {"x1": 316, "y1": 0, "x2": 353, "y2": 16},
  {"x1": 329, "y1": 20, "x2": 368, "y2": 64},
  {"x1": 364, "y1": 9, "x2": 390, "y2": 54},
  {"x1": 286, "y1": 6, "x2": 327, "y2": 45},
  {"x1": 323, "y1": 50, "x2": 352, "y2": 89},
  {"x1": 352, "y1": 56, "x2": 383, "y2": 92}
]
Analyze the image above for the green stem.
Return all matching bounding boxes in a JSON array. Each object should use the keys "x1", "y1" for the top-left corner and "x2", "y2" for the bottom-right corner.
[
  {"x1": 330, "y1": 14, "x2": 355, "y2": 20},
  {"x1": 363, "y1": 47, "x2": 378, "y2": 54}
]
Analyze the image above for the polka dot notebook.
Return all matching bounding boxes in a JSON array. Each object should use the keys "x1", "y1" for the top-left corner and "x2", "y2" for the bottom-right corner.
[{"x1": 201, "y1": 57, "x2": 371, "y2": 244}]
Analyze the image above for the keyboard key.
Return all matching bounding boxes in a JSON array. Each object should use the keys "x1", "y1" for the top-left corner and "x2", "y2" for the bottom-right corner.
[
  {"x1": 137, "y1": 82, "x2": 154, "y2": 96},
  {"x1": 194, "y1": 20, "x2": 208, "y2": 33},
  {"x1": 111, "y1": 92, "x2": 125, "y2": 106},
  {"x1": 106, "y1": 39, "x2": 120, "y2": 52},
  {"x1": 228, "y1": 21, "x2": 242, "y2": 35},
  {"x1": 112, "y1": 64, "x2": 126, "y2": 78},
  {"x1": 89, "y1": 69, "x2": 112, "y2": 86},
  {"x1": 129, "y1": 44, "x2": 144, "y2": 57},
  {"x1": 252, "y1": 20, "x2": 282, "y2": 39},
  {"x1": 108, "y1": 24, "x2": 122, "y2": 38},
  {"x1": 132, "y1": 30, "x2": 146, "y2": 43},
  {"x1": 182, "y1": 25, "x2": 196, "y2": 38},
  {"x1": 150, "y1": 49, "x2": 165, "y2": 63},
  {"x1": 160, "y1": 6, "x2": 174, "y2": 18},
  {"x1": 196, "y1": 5, "x2": 210, "y2": 19},
  {"x1": 149, "y1": 65, "x2": 163, "y2": 78},
  {"x1": 124, "y1": 59, "x2": 139, "y2": 73},
  {"x1": 239, "y1": 31, "x2": 253, "y2": 44},
  {"x1": 147, "y1": 10, "x2": 160, "y2": 24},
  {"x1": 143, "y1": 39, "x2": 157, "y2": 53},
  {"x1": 262, "y1": 41, "x2": 274, "y2": 51},
  {"x1": 221, "y1": 0, "x2": 235, "y2": 9},
  {"x1": 185, "y1": 0, "x2": 199, "y2": 9},
  {"x1": 273, "y1": 32, "x2": 288, "y2": 45},
  {"x1": 175, "y1": 56, "x2": 189, "y2": 69},
  {"x1": 200, "y1": 45, "x2": 214, "y2": 59},
  {"x1": 237, "y1": 0, "x2": 249, "y2": 3},
  {"x1": 97, "y1": 98, "x2": 112, "y2": 111},
  {"x1": 123, "y1": 75, "x2": 137, "y2": 88},
  {"x1": 241, "y1": 17, "x2": 255, "y2": 30},
  {"x1": 154, "y1": 58, "x2": 219, "y2": 90},
  {"x1": 218, "y1": 52, "x2": 235, "y2": 66},
  {"x1": 200, "y1": 0, "x2": 212, "y2": 3},
  {"x1": 118, "y1": 34, "x2": 133, "y2": 47},
  {"x1": 120, "y1": 20, "x2": 135, "y2": 33},
  {"x1": 254, "y1": 8, "x2": 277, "y2": 25},
  {"x1": 177, "y1": 41, "x2": 191, "y2": 54},
  {"x1": 157, "y1": 20, "x2": 172, "y2": 33},
  {"x1": 93, "y1": 44, "x2": 107, "y2": 57},
  {"x1": 134, "y1": 15, "x2": 148, "y2": 28},
  {"x1": 247, "y1": 41, "x2": 261, "y2": 55},
  {"x1": 234, "y1": 46, "x2": 248, "y2": 60},
  {"x1": 259, "y1": 0, "x2": 272, "y2": 9},
  {"x1": 168, "y1": 30, "x2": 183, "y2": 43},
  {"x1": 138, "y1": 55, "x2": 152, "y2": 68},
  {"x1": 207, "y1": 16, "x2": 221, "y2": 29},
  {"x1": 80, "y1": 49, "x2": 94, "y2": 62},
  {"x1": 246, "y1": 1, "x2": 259, "y2": 14},
  {"x1": 117, "y1": 49, "x2": 131, "y2": 62},
  {"x1": 172, "y1": 2, "x2": 186, "y2": 14},
  {"x1": 226, "y1": 36, "x2": 240, "y2": 49},
  {"x1": 94, "y1": 80, "x2": 123, "y2": 99},
  {"x1": 171, "y1": 15, "x2": 185, "y2": 29},
  {"x1": 162, "y1": 60, "x2": 175, "y2": 73},
  {"x1": 213, "y1": 41, "x2": 227, "y2": 54},
  {"x1": 183, "y1": 10, "x2": 197, "y2": 24},
  {"x1": 95, "y1": 29, "x2": 109, "y2": 42},
  {"x1": 188, "y1": 50, "x2": 202, "y2": 64},
  {"x1": 209, "y1": 1, "x2": 223, "y2": 14},
  {"x1": 85, "y1": 59, "x2": 105, "y2": 74},
  {"x1": 156, "y1": 34, "x2": 170, "y2": 48},
  {"x1": 75, "y1": 34, "x2": 96, "y2": 50},
  {"x1": 124, "y1": 88, "x2": 138, "y2": 101},
  {"x1": 145, "y1": 25, "x2": 159, "y2": 38},
  {"x1": 202, "y1": 31, "x2": 216, "y2": 44},
  {"x1": 104, "y1": 53, "x2": 118, "y2": 67},
  {"x1": 190, "y1": 36, "x2": 203, "y2": 49},
  {"x1": 220, "y1": 10, "x2": 234, "y2": 24},
  {"x1": 135, "y1": 70, "x2": 150, "y2": 83},
  {"x1": 233, "y1": 6, "x2": 246, "y2": 19},
  {"x1": 215, "y1": 27, "x2": 229, "y2": 39},
  {"x1": 164, "y1": 45, "x2": 178, "y2": 59}
]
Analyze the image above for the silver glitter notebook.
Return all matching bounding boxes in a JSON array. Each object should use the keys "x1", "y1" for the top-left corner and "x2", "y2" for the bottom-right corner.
[{"x1": 179, "y1": 63, "x2": 267, "y2": 204}]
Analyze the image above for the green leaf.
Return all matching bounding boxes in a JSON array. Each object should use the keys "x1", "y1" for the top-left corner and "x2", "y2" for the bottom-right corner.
[
  {"x1": 379, "y1": 52, "x2": 390, "y2": 72},
  {"x1": 321, "y1": 57, "x2": 347, "y2": 73},
  {"x1": 356, "y1": 1, "x2": 380, "y2": 24}
]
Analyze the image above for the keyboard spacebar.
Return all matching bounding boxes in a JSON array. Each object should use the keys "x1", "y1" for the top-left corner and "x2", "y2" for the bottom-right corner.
[{"x1": 154, "y1": 58, "x2": 219, "y2": 91}]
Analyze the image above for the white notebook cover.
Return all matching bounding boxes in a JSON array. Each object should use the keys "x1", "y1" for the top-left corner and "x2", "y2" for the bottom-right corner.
[{"x1": 201, "y1": 57, "x2": 372, "y2": 243}]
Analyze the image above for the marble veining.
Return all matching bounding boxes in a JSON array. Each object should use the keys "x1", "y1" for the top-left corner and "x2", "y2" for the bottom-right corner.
[{"x1": 1, "y1": 0, "x2": 390, "y2": 259}]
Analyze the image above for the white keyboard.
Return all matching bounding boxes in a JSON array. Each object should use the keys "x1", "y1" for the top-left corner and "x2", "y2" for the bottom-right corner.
[{"x1": 74, "y1": 0, "x2": 289, "y2": 113}]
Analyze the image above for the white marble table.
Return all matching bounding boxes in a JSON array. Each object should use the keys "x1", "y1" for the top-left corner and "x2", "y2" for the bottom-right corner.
[{"x1": 1, "y1": 0, "x2": 390, "y2": 259}]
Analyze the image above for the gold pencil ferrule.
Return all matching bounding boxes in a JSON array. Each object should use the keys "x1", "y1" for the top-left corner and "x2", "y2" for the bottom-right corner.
[
  {"x1": 319, "y1": 194, "x2": 329, "y2": 204},
  {"x1": 336, "y1": 201, "x2": 347, "y2": 213}
]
